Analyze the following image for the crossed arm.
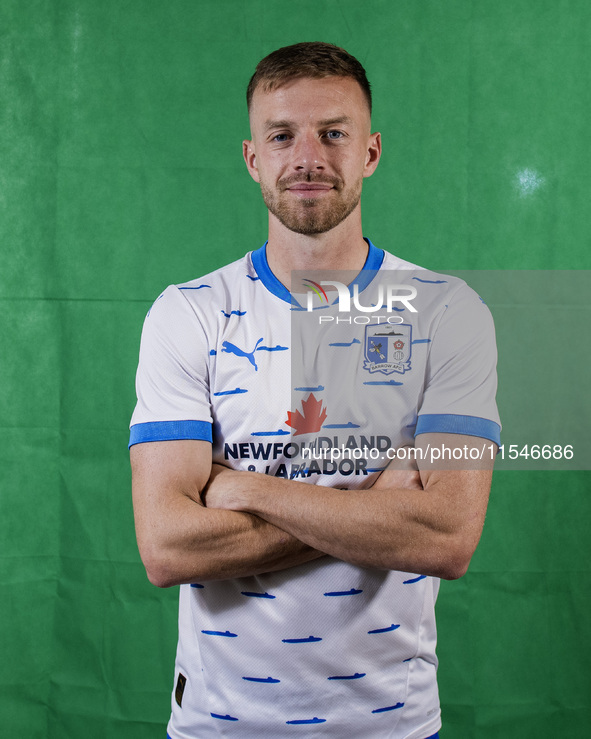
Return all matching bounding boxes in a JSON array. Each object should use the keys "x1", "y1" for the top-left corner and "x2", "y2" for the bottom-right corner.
[{"x1": 131, "y1": 433, "x2": 494, "y2": 588}]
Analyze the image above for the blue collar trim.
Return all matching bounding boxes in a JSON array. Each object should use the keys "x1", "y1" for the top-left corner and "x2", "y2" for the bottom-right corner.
[
  {"x1": 250, "y1": 238, "x2": 385, "y2": 305},
  {"x1": 251, "y1": 242, "x2": 293, "y2": 303}
]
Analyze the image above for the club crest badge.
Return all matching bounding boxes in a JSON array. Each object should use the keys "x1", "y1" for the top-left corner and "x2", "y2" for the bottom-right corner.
[{"x1": 363, "y1": 324, "x2": 412, "y2": 375}]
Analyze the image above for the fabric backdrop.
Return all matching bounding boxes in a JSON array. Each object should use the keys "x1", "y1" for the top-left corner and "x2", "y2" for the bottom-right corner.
[{"x1": 1, "y1": 1, "x2": 589, "y2": 737}]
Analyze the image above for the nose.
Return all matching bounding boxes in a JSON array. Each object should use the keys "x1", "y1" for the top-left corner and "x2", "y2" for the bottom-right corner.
[{"x1": 291, "y1": 133, "x2": 325, "y2": 171}]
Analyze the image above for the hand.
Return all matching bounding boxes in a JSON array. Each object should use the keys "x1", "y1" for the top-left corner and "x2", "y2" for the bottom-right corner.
[
  {"x1": 201, "y1": 464, "x2": 257, "y2": 511},
  {"x1": 201, "y1": 464, "x2": 233, "y2": 507}
]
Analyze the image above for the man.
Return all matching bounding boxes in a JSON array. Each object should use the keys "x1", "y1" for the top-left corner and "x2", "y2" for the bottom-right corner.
[{"x1": 130, "y1": 42, "x2": 500, "y2": 739}]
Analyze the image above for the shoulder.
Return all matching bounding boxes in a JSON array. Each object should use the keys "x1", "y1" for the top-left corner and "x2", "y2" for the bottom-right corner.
[
  {"x1": 176, "y1": 252, "x2": 257, "y2": 293},
  {"x1": 378, "y1": 248, "x2": 486, "y2": 315},
  {"x1": 145, "y1": 252, "x2": 258, "y2": 318}
]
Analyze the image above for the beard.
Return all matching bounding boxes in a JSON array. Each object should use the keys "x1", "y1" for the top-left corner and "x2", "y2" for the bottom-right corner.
[{"x1": 259, "y1": 174, "x2": 363, "y2": 235}]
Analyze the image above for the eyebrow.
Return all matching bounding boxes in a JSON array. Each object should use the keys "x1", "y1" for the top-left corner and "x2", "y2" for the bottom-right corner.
[
  {"x1": 264, "y1": 120, "x2": 292, "y2": 131},
  {"x1": 263, "y1": 116, "x2": 354, "y2": 131},
  {"x1": 318, "y1": 116, "x2": 354, "y2": 127}
]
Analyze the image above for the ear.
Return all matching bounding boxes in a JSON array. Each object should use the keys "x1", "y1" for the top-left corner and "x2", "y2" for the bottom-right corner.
[
  {"x1": 242, "y1": 140, "x2": 260, "y2": 183},
  {"x1": 363, "y1": 132, "x2": 382, "y2": 178}
]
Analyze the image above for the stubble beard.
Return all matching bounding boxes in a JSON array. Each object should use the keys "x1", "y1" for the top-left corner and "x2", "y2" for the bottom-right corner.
[{"x1": 260, "y1": 175, "x2": 363, "y2": 236}]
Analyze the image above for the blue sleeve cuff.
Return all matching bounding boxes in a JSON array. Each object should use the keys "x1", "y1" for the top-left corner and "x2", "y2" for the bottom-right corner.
[
  {"x1": 129, "y1": 420, "x2": 213, "y2": 448},
  {"x1": 415, "y1": 414, "x2": 501, "y2": 446}
]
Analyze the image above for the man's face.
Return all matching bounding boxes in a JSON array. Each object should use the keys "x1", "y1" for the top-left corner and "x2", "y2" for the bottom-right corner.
[{"x1": 243, "y1": 76, "x2": 381, "y2": 236}]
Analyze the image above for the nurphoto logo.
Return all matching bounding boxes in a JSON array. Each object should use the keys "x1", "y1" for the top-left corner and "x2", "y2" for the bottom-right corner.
[{"x1": 304, "y1": 279, "x2": 418, "y2": 325}]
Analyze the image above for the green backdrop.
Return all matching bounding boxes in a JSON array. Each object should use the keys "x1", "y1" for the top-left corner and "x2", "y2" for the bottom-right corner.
[{"x1": 1, "y1": 1, "x2": 589, "y2": 737}]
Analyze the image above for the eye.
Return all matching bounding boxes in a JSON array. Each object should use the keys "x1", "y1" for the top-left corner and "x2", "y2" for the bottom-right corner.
[
  {"x1": 271, "y1": 133, "x2": 290, "y2": 143},
  {"x1": 325, "y1": 130, "x2": 344, "y2": 140}
]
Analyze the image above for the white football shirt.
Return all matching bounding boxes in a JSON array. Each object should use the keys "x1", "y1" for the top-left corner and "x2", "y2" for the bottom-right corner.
[{"x1": 130, "y1": 240, "x2": 500, "y2": 738}]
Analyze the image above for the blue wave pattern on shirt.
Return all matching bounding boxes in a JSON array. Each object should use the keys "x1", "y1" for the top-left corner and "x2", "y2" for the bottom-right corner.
[
  {"x1": 213, "y1": 388, "x2": 248, "y2": 396},
  {"x1": 295, "y1": 385, "x2": 324, "y2": 392},
  {"x1": 412, "y1": 277, "x2": 447, "y2": 284},
  {"x1": 211, "y1": 713, "x2": 239, "y2": 721},
  {"x1": 324, "y1": 588, "x2": 363, "y2": 597},
  {"x1": 328, "y1": 672, "x2": 366, "y2": 680},
  {"x1": 221, "y1": 310, "x2": 246, "y2": 317},
  {"x1": 372, "y1": 702, "x2": 405, "y2": 713},
  {"x1": 322, "y1": 422, "x2": 360, "y2": 429},
  {"x1": 178, "y1": 284, "x2": 211, "y2": 290},
  {"x1": 201, "y1": 630, "x2": 237, "y2": 638},
  {"x1": 291, "y1": 304, "x2": 331, "y2": 312},
  {"x1": 363, "y1": 380, "x2": 403, "y2": 386},
  {"x1": 241, "y1": 591, "x2": 276, "y2": 599},
  {"x1": 251, "y1": 429, "x2": 290, "y2": 436},
  {"x1": 411, "y1": 339, "x2": 431, "y2": 344},
  {"x1": 190, "y1": 583, "x2": 204, "y2": 589},
  {"x1": 368, "y1": 624, "x2": 400, "y2": 634},
  {"x1": 282, "y1": 636, "x2": 322, "y2": 643},
  {"x1": 257, "y1": 345, "x2": 288, "y2": 352},
  {"x1": 286, "y1": 717, "x2": 326, "y2": 725},
  {"x1": 246, "y1": 274, "x2": 260, "y2": 281},
  {"x1": 242, "y1": 676, "x2": 280, "y2": 683},
  {"x1": 403, "y1": 575, "x2": 427, "y2": 584},
  {"x1": 329, "y1": 338, "x2": 361, "y2": 347}
]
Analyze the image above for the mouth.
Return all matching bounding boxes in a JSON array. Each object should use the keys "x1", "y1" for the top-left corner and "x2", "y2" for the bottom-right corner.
[{"x1": 285, "y1": 183, "x2": 335, "y2": 198}]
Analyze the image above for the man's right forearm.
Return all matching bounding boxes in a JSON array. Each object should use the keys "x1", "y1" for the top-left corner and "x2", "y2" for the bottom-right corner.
[
  {"x1": 131, "y1": 440, "x2": 324, "y2": 587},
  {"x1": 143, "y1": 494, "x2": 324, "y2": 587}
]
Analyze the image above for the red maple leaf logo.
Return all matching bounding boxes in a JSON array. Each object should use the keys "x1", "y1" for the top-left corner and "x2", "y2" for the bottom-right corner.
[{"x1": 286, "y1": 393, "x2": 328, "y2": 436}]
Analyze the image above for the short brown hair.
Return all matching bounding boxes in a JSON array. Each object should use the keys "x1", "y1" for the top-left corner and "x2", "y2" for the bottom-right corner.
[{"x1": 247, "y1": 41, "x2": 372, "y2": 114}]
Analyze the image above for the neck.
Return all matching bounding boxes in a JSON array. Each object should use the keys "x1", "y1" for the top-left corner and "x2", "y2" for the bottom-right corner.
[{"x1": 265, "y1": 206, "x2": 369, "y2": 291}]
